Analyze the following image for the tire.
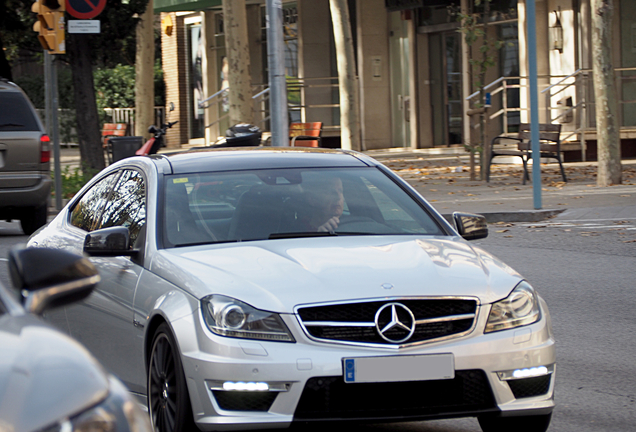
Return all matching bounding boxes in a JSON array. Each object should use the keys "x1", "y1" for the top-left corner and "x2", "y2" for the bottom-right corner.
[
  {"x1": 478, "y1": 413, "x2": 552, "y2": 432},
  {"x1": 20, "y1": 205, "x2": 48, "y2": 235},
  {"x1": 148, "y1": 323, "x2": 197, "y2": 432}
]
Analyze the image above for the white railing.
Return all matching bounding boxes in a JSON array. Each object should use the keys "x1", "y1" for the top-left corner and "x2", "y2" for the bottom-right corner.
[
  {"x1": 467, "y1": 68, "x2": 636, "y2": 161},
  {"x1": 103, "y1": 106, "x2": 165, "y2": 134},
  {"x1": 198, "y1": 76, "x2": 341, "y2": 134}
]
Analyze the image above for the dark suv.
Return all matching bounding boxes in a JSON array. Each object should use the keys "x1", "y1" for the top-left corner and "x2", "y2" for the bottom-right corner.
[{"x1": 0, "y1": 79, "x2": 51, "y2": 234}]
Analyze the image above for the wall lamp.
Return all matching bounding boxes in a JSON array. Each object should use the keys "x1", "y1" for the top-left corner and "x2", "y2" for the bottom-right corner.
[{"x1": 550, "y1": 8, "x2": 563, "y2": 53}]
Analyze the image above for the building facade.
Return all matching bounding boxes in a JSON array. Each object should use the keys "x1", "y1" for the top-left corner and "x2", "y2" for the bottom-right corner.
[{"x1": 155, "y1": 0, "x2": 636, "y2": 159}]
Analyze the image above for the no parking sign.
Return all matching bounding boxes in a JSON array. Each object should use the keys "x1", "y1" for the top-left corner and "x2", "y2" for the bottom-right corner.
[{"x1": 65, "y1": 0, "x2": 106, "y2": 19}]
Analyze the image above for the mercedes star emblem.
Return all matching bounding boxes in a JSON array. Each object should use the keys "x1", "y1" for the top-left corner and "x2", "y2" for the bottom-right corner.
[{"x1": 374, "y1": 302, "x2": 416, "y2": 343}]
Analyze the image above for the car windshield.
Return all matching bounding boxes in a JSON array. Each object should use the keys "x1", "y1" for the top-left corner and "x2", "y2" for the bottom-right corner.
[{"x1": 162, "y1": 167, "x2": 444, "y2": 247}]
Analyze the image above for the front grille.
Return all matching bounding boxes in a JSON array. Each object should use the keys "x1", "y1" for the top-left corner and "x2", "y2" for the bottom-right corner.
[
  {"x1": 297, "y1": 299, "x2": 477, "y2": 346},
  {"x1": 507, "y1": 375, "x2": 552, "y2": 399},
  {"x1": 294, "y1": 370, "x2": 496, "y2": 420},
  {"x1": 212, "y1": 391, "x2": 278, "y2": 411}
]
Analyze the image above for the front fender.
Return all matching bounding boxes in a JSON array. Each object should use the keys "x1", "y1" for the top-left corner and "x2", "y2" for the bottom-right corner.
[{"x1": 134, "y1": 269, "x2": 200, "y2": 373}]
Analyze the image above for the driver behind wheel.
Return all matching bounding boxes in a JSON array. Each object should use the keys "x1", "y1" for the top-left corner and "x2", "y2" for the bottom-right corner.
[{"x1": 298, "y1": 172, "x2": 344, "y2": 233}]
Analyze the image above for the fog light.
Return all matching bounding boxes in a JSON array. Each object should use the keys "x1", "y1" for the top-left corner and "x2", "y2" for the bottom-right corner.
[{"x1": 497, "y1": 364, "x2": 554, "y2": 381}]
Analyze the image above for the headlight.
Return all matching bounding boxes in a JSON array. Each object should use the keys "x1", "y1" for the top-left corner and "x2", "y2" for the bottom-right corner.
[
  {"x1": 49, "y1": 377, "x2": 151, "y2": 432},
  {"x1": 485, "y1": 281, "x2": 541, "y2": 333},
  {"x1": 202, "y1": 295, "x2": 295, "y2": 342}
]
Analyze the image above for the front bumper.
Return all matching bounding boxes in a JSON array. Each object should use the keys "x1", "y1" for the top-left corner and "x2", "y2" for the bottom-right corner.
[{"x1": 180, "y1": 300, "x2": 556, "y2": 431}]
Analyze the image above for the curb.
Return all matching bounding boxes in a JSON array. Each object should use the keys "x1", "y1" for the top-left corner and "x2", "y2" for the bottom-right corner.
[{"x1": 442, "y1": 208, "x2": 566, "y2": 224}]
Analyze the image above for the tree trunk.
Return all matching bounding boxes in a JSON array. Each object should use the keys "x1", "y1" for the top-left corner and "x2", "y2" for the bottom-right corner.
[
  {"x1": 222, "y1": 0, "x2": 252, "y2": 125},
  {"x1": 0, "y1": 33, "x2": 12, "y2": 81},
  {"x1": 135, "y1": 0, "x2": 155, "y2": 140},
  {"x1": 329, "y1": 0, "x2": 361, "y2": 151},
  {"x1": 479, "y1": 0, "x2": 490, "y2": 181},
  {"x1": 67, "y1": 34, "x2": 104, "y2": 172},
  {"x1": 592, "y1": 0, "x2": 622, "y2": 186}
]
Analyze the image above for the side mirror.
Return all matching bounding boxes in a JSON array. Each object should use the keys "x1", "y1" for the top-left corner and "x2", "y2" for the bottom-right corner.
[
  {"x1": 9, "y1": 247, "x2": 100, "y2": 315},
  {"x1": 84, "y1": 226, "x2": 137, "y2": 257},
  {"x1": 452, "y1": 212, "x2": 488, "y2": 240}
]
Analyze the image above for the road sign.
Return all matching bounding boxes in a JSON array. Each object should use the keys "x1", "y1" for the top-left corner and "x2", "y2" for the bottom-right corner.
[
  {"x1": 65, "y1": 0, "x2": 106, "y2": 19},
  {"x1": 68, "y1": 20, "x2": 100, "y2": 33}
]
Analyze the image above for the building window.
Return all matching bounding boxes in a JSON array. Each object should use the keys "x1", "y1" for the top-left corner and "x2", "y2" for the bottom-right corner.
[
  {"x1": 187, "y1": 23, "x2": 205, "y2": 139},
  {"x1": 500, "y1": 22, "x2": 520, "y2": 131}
]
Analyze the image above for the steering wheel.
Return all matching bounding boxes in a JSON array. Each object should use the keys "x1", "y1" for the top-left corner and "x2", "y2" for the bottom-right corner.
[{"x1": 337, "y1": 216, "x2": 380, "y2": 228}]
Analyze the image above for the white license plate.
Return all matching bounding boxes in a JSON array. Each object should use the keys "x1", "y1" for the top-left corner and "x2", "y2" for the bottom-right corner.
[{"x1": 343, "y1": 354, "x2": 454, "y2": 383}]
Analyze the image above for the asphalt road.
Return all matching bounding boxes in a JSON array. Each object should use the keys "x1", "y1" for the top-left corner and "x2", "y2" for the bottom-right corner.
[{"x1": 1, "y1": 213, "x2": 635, "y2": 432}]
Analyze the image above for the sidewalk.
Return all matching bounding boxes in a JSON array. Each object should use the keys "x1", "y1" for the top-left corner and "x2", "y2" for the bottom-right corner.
[
  {"x1": 55, "y1": 146, "x2": 636, "y2": 223},
  {"x1": 365, "y1": 148, "x2": 636, "y2": 223}
]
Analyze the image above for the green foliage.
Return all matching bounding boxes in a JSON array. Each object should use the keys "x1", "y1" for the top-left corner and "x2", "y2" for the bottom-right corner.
[
  {"x1": 94, "y1": 60, "x2": 165, "y2": 110},
  {"x1": 14, "y1": 67, "x2": 75, "y2": 109},
  {"x1": 94, "y1": 64, "x2": 137, "y2": 110},
  {"x1": 463, "y1": 143, "x2": 483, "y2": 154},
  {"x1": 52, "y1": 165, "x2": 98, "y2": 199},
  {"x1": 14, "y1": 60, "x2": 165, "y2": 140},
  {"x1": 1, "y1": 0, "x2": 43, "y2": 62}
]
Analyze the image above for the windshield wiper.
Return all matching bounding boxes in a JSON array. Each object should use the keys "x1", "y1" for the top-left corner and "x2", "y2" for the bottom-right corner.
[
  {"x1": 268, "y1": 231, "x2": 371, "y2": 239},
  {"x1": 0, "y1": 123, "x2": 25, "y2": 128},
  {"x1": 269, "y1": 232, "x2": 335, "y2": 239}
]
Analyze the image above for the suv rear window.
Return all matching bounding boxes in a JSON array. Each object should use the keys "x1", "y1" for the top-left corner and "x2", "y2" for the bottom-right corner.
[{"x1": 0, "y1": 93, "x2": 40, "y2": 131}]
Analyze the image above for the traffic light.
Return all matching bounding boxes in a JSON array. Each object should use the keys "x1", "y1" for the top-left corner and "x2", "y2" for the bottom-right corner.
[{"x1": 32, "y1": 0, "x2": 65, "y2": 54}]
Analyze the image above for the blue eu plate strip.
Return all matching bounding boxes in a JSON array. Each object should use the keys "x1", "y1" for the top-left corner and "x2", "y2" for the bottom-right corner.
[{"x1": 344, "y1": 359, "x2": 355, "y2": 382}]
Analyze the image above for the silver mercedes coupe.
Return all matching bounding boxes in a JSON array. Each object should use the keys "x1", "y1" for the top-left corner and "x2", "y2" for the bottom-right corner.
[{"x1": 29, "y1": 147, "x2": 555, "y2": 432}]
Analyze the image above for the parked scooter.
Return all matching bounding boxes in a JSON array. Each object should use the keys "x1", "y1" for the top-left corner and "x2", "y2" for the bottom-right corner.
[
  {"x1": 136, "y1": 102, "x2": 178, "y2": 156},
  {"x1": 135, "y1": 120, "x2": 178, "y2": 156}
]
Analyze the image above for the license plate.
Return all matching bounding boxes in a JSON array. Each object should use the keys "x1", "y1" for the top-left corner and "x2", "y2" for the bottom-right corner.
[{"x1": 343, "y1": 354, "x2": 454, "y2": 383}]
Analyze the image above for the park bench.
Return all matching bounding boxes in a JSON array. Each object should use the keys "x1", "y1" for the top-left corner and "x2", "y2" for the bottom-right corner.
[
  {"x1": 101, "y1": 123, "x2": 128, "y2": 148},
  {"x1": 487, "y1": 123, "x2": 566, "y2": 184},
  {"x1": 289, "y1": 122, "x2": 322, "y2": 147}
]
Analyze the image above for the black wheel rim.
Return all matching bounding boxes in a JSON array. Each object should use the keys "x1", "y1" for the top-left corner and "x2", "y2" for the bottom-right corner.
[{"x1": 149, "y1": 334, "x2": 177, "y2": 432}]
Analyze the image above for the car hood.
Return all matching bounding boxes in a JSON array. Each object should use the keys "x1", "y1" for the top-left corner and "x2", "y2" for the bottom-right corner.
[
  {"x1": 152, "y1": 236, "x2": 523, "y2": 312},
  {"x1": 0, "y1": 314, "x2": 110, "y2": 432}
]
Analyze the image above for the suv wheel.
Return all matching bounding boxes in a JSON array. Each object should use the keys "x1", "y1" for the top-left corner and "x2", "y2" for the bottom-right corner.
[{"x1": 20, "y1": 205, "x2": 48, "y2": 235}]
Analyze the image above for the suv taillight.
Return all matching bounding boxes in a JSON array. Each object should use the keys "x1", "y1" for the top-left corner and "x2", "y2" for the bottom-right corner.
[{"x1": 40, "y1": 134, "x2": 51, "y2": 163}]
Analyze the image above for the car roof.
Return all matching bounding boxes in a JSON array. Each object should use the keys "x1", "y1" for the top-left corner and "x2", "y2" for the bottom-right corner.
[
  {"x1": 0, "y1": 79, "x2": 21, "y2": 92},
  {"x1": 155, "y1": 147, "x2": 379, "y2": 174}
]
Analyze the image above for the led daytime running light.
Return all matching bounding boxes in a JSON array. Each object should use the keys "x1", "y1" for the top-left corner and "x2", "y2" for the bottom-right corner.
[
  {"x1": 222, "y1": 382, "x2": 269, "y2": 391},
  {"x1": 497, "y1": 364, "x2": 554, "y2": 381},
  {"x1": 513, "y1": 366, "x2": 548, "y2": 378}
]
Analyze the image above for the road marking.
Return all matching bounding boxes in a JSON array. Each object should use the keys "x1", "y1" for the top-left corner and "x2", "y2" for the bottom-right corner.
[{"x1": 518, "y1": 220, "x2": 636, "y2": 231}]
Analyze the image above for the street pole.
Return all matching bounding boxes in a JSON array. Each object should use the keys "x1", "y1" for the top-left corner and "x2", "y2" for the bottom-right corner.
[
  {"x1": 51, "y1": 55, "x2": 62, "y2": 211},
  {"x1": 265, "y1": 0, "x2": 288, "y2": 146},
  {"x1": 526, "y1": 0, "x2": 542, "y2": 209},
  {"x1": 44, "y1": 52, "x2": 63, "y2": 211}
]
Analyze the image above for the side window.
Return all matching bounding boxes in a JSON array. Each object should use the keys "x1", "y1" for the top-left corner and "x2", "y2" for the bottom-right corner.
[
  {"x1": 98, "y1": 170, "x2": 146, "y2": 244},
  {"x1": 70, "y1": 173, "x2": 120, "y2": 232}
]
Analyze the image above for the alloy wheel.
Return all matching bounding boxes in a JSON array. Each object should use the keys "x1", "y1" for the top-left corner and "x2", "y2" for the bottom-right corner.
[{"x1": 149, "y1": 332, "x2": 178, "y2": 432}]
